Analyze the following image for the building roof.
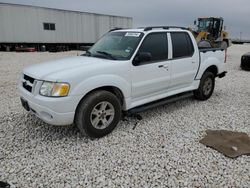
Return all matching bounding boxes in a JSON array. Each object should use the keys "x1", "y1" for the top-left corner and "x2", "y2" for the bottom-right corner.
[{"x1": 0, "y1": 2, "x2": 132, "y2": 19}]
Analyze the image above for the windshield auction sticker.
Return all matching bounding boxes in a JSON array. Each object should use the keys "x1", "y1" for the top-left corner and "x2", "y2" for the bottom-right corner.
[{"x1": 125, "y1": 33, "x2": 141, "y2": 37}]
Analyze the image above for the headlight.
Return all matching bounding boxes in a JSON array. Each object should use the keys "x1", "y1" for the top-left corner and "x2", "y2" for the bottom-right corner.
[{"x1": 40, "y1": 81, "x2": 70, "y2": 97}]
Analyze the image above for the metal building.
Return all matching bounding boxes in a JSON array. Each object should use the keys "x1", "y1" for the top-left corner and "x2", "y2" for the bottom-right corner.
[{"x1": 0, "y1": 3, "x2": 133, "y2": 51}]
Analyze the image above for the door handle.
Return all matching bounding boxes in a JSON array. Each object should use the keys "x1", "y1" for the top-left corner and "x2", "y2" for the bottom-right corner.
[{"x1": 158, "y1": 65, "x2": 169, "y2": 70}]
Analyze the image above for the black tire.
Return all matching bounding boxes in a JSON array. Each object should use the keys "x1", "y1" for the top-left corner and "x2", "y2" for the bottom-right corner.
[
  {"x1": 194, "y1": 71, "x2": 215, "y2": 101},
  {"x1": 75, "y1": 90, "x2": 122, "y2": 138}
]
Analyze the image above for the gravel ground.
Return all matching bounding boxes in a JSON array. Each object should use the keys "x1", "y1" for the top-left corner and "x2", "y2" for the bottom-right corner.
[{"x1": 0, "y1": 45, "x2": 250, "y2": 187}]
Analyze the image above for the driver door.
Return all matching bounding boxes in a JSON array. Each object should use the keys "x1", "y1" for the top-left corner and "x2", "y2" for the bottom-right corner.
[{"x1": 131, "y1": 32, "x2": 171, "y2": 101}]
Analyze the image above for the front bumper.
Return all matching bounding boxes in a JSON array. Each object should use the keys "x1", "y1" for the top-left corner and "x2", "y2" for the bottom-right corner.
[{"x1": 19, "y1": 83, "x2": 81, "y2": 126}]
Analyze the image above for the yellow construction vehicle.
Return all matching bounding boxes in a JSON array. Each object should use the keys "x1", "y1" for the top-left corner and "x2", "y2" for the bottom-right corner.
[{"x1": 190, "y1": 17, "x2": 230, "y2": 49}]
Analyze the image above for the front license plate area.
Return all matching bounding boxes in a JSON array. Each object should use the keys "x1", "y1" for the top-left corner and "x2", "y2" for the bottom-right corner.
[{"x1": 20, "y1": 98, "x2": 30, "y2": 111}]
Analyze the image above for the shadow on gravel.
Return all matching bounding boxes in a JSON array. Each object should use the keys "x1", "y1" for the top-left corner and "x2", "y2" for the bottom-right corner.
[
  {"x1": 0, "y1": 181, "x2": 10, "y2": 188},
  {"x1": 9, "y1": 96, "x2": 199, "y2": 141},
  {"x1": 138, "y1": 96, "x2": 195, "y2": 118},
  {"x1": 8, "y1": 113, "x2": 86, "y2": 142}
]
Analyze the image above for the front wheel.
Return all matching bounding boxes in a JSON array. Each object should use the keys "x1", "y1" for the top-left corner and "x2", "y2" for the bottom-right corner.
[
  {"x1": 75, "y1": 90, "x2": 122, "y2": 138},
  {"x1": 194, "y1": 71, "x2": 215, "y2": 101}
]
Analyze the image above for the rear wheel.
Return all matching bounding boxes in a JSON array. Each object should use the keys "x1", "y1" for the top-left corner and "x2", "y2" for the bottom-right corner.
[
  {"x1": 75, "y1": 90, "x2": 122, "y2": 138},
  {"x1": 194, "y1": 72, "x2": 215, "y2": 101}
]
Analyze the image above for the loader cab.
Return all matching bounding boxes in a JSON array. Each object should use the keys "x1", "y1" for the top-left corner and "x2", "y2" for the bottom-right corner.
[{"x1": 197, "y1": 17, "x2": 224, "y2": 39}]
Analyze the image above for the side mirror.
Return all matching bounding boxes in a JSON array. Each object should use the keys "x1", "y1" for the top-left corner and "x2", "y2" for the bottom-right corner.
[
  {"x1": 133, "y1": 52, "x2": 152, "y2": 65},
  {"x1": 194, "y1": 20, "x2": 197, "y2": 25}
]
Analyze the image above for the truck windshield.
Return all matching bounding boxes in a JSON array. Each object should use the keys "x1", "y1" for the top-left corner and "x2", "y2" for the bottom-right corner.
[{"x1": 85, "y1": 32, "x2": 144, "y2": 60}]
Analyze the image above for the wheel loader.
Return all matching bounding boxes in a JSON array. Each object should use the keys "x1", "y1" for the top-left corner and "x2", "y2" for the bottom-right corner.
[{"x1": 190, "y1": 17, "x2": 230, "y2": 49}]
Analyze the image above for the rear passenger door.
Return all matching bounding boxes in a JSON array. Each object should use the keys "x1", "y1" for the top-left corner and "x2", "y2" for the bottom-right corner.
[
  {"x1": 170, "y1": 32, "x2": 199, "y2": 89},
  {"x1": 131, "y1": 32, "x2": 171, "y2": 100}
]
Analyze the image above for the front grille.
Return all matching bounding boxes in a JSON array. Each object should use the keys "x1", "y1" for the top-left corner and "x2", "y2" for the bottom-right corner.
[{"x1": 22, "y1": 74, "x2": 35, "y2": 92}]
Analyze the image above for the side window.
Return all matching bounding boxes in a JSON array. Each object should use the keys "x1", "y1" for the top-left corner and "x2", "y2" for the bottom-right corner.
[
  {"x1": 43, "y1": 23, "x2": 50, "y2": 30},
  {"x1": 138, "y1": 33, "x2": 168, "y2": 63},
  {"x1": 50, "y1": 23, "x2": 56, "y2": 30},
  {"x1": 43, "y1": 23, "x2": 56, "y2": 31},
  {"x1": 171, "y1": 32, "x2": 194, "y2": 59}
]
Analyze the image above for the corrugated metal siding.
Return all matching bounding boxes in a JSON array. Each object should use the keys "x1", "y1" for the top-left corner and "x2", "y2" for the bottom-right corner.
[
  {"x1": 0, "y1": 6, "x2": 3, "y2": 40},
  {"x1": 0, "y1": 3, "x2": 133, "y2": 43}
]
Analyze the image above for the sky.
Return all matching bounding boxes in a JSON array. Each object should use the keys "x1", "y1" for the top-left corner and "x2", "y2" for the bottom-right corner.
[{"x1": 0, "y1": 0, "x2": 250, "y2": 39}]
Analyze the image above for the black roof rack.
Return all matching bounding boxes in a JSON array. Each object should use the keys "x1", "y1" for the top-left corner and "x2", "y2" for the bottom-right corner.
[
  {"x1": 109, "y1": 28, "x2": 124, "y2": 32},
  {"x1": 143, "y1": 26, "x2": 187, "y2": 31}
]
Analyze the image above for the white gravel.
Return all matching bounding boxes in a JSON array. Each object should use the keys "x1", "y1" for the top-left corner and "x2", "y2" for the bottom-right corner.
[{"x1": 0, "y1": 45, "x2": 250, "y2": 187}]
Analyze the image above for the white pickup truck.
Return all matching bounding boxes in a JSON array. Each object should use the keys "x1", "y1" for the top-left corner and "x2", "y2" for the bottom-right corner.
[{"x1": 19, "y1": 26, "x2": 227, "y2": 138}]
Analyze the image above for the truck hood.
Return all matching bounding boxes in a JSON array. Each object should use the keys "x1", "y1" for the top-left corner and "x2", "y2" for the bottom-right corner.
[{"x1": 23, "y1": 56, "x2": 112, "y2": 80}]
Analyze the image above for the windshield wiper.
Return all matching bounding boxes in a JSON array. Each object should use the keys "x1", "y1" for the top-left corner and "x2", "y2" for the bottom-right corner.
[
  {"x1": 96, "y1": 51, "x2": 116, "y2": 60},
  {"x1": 82, "y1": 50, "x2": 92, "y2": 57},
  {"x1": 81, "y1": 50, "x2": 91, "y2": 57}
]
